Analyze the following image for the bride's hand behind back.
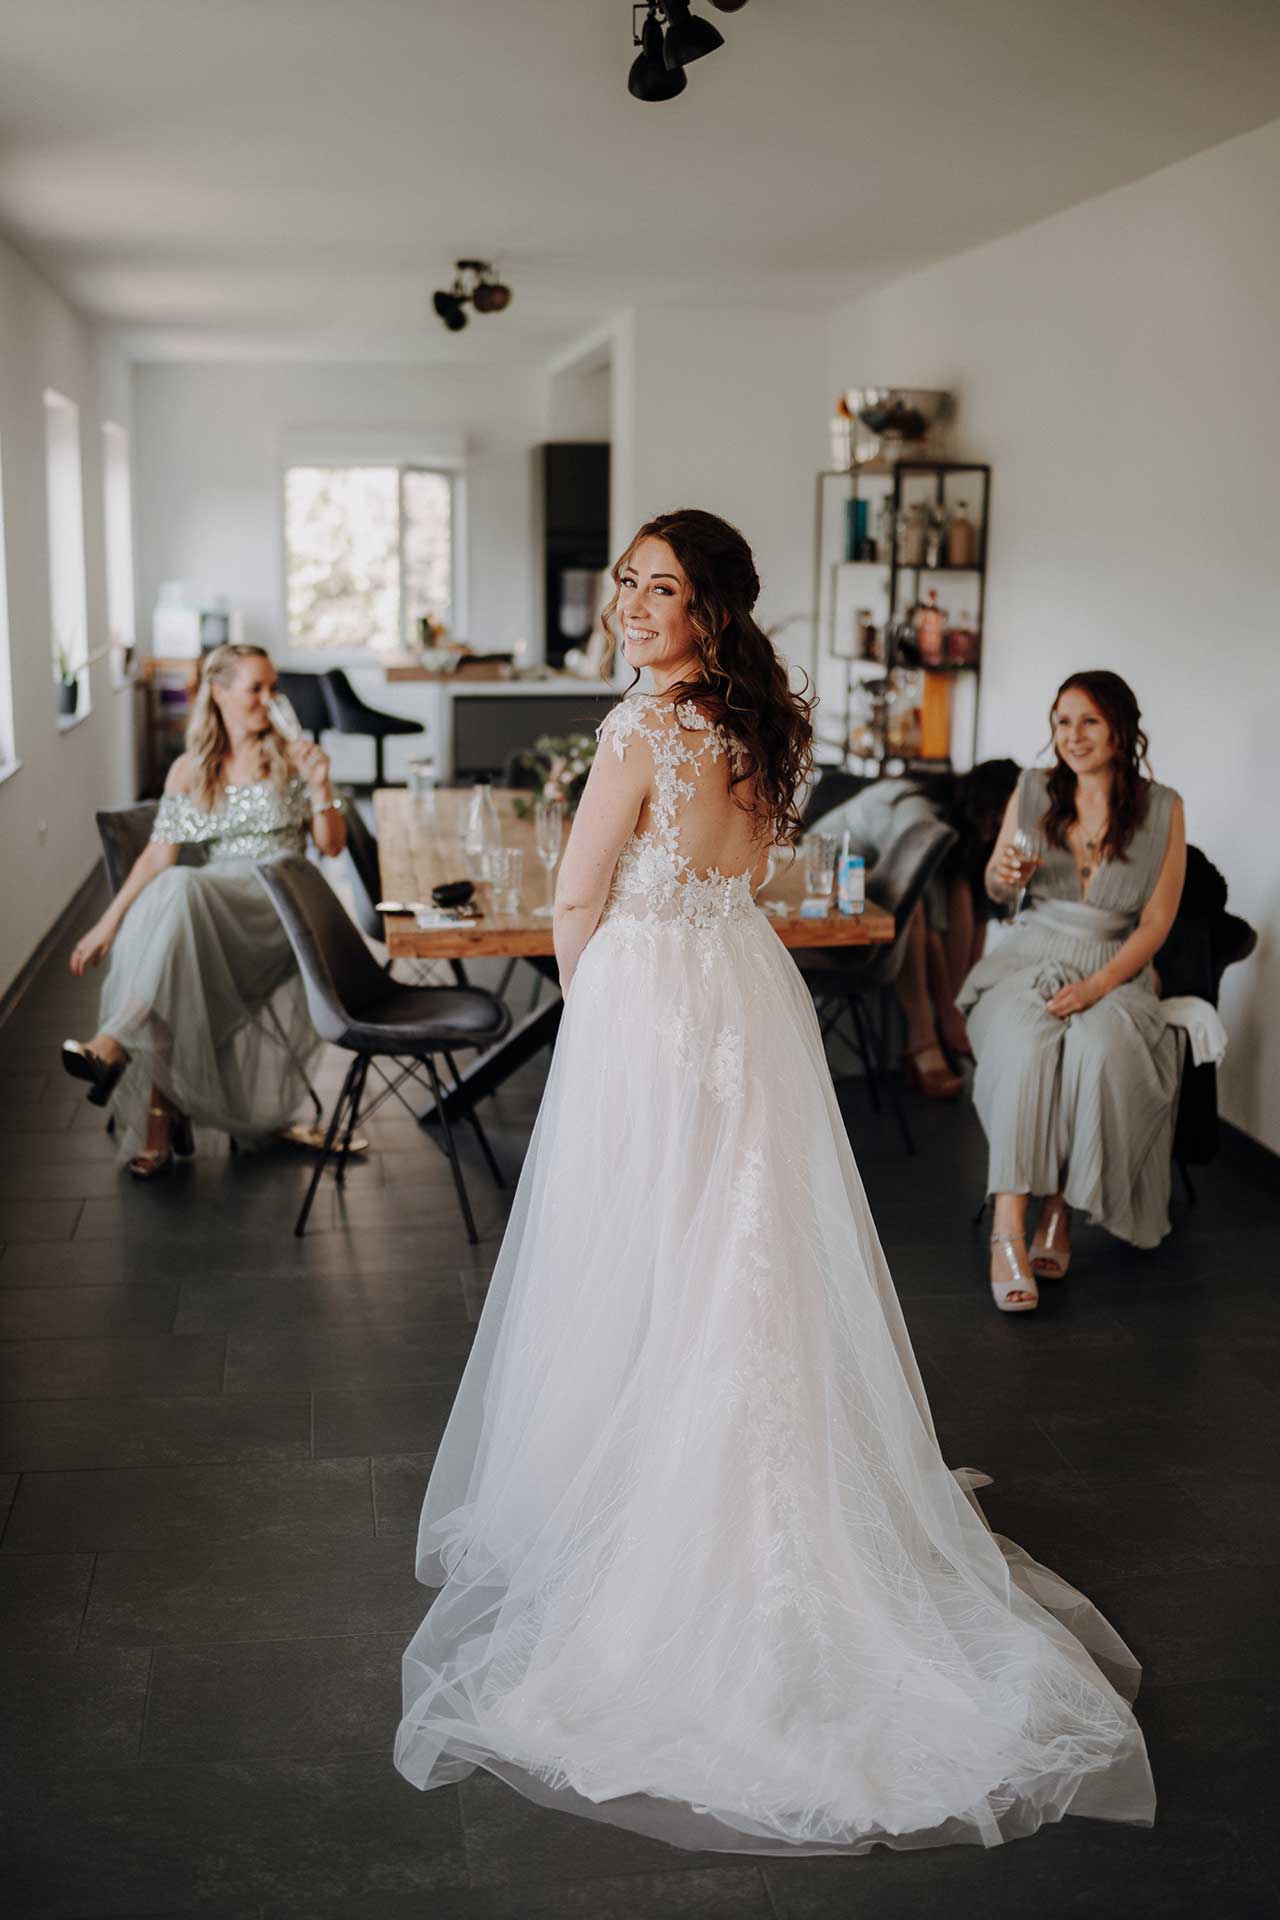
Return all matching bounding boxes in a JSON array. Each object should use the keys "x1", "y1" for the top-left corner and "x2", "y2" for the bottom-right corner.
[{"x1": 70, "y1": 921, "x2": 115, "y2": 976}]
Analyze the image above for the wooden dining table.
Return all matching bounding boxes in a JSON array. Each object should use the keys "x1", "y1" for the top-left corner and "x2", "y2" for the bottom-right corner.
[{"x1": 372, "y1": 787, "x2": 894, "y2": 1116}]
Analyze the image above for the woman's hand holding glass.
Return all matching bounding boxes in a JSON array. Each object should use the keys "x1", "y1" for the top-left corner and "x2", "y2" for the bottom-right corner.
[
  {"x1": 1003, "y1": 828, "x2": 1044, "y2": 924},
  {"x1": 533, "y1": 796, "x2": 566, "y2": 918},
  {"x1": 290, "y1": 739, "x2": 333, "y2": 807}
]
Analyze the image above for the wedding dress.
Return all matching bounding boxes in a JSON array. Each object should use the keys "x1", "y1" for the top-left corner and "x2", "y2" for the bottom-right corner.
[{"x1": 394, "y1": 694, "x2": 1155, "y2": 1855}]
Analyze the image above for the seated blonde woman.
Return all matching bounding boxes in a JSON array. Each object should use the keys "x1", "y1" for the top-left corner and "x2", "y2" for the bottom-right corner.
[{"x1": 61, "y1": 643, "x2": 346, "y2": 1177}]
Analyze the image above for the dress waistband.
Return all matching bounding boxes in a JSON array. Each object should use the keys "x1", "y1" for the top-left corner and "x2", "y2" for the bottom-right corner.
[{"x1": 1026, "y1": 896, "x2": 1135, "y2": 943}]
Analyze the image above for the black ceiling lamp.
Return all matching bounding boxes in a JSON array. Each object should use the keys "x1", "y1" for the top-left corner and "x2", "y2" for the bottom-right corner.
[
  {"x1": 627, "y1": 1, "x2": 747, "y2": 102},
  {"x1": 431, "y1": 259, "x2": 513, "y2": 333},
  {"x1": 628, "y1": 7, "x2": 686, "y2": 101},
  {"x1": 662, "y1": 0, "x2": 724, "y2": 68}
]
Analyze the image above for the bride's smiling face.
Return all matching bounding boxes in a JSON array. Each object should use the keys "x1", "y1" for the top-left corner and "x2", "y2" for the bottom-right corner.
[{"x1": 617, "y1": 538, "x2": 699, "y2": 686}]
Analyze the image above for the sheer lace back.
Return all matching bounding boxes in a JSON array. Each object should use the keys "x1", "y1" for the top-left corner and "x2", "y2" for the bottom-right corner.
[{"x1": 597, "y1": 695, "x2": 764, "y2": 930}]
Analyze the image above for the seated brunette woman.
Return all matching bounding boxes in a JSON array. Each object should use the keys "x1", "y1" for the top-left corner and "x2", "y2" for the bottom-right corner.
[
  {"x1": 958, "y1": 671, "x2": 1186, "y2": 1312},
  {"x1": 813, "y1": 759, "x2": 1019, "y2": 1097},
  {"x1": 61, "y1": 642, "x2": 347, "y2": 1178}
]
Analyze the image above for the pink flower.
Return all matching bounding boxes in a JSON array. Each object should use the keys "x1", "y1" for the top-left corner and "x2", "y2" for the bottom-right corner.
[{"x1": 543, "y1": 779, "x2": 565, "y2": 802}]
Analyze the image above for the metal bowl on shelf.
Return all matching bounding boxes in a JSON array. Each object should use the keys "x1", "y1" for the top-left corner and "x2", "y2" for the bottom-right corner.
[{"x1": 836, "y1": 388, "x2": 953, "y2": 466}]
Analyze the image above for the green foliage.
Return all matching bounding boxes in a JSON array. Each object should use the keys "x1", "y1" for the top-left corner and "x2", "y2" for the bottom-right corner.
[{"x1": 510, "y1": 732, "x2": 598, "y2": 818}]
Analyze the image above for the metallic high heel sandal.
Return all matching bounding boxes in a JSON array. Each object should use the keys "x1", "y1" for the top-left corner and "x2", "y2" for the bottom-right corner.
[
  {"x1": 990, "y1": 1233, "x2": 1039, "y2": 1313},
  {"x1": 1030, "y1": 1200, "x2": 1071, "y2": 1278},
  {"x1": 902, "y1": 1043, "x2": 964, "y2": 1101},
  {"x1": 61, "y1": 1040, "x2": 126, "y2": 1107},
  {"x1": 128, "y1": 1106, "x2": 176, "y2": 1181}
]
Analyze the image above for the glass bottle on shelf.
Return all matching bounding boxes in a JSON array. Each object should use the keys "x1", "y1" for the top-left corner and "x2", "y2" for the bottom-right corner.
[
  {"x1": 887, "y1": 669, "x2": 923, "y2": 758},
  {"x1": 945, "y1": 610, "x2": 980, "y2": 665},
  {"x1": 915, "y1": 588, "x2": 948, "y2": 665},
  {"x1": 925, "y1": 506, "x2": 948, "y2": 569},
  {"x1": 920, "y1": 672, "x2": 951, "y2": 760},
  {"x1": 947, "y1": 500, "x2": 977, "y2": 568},
  {"x1": 876, "y1": 497, "x2": 897, "y2": 566},
  {"x1": 900, "y1": 502, "x2": 928, "y2": 566}
]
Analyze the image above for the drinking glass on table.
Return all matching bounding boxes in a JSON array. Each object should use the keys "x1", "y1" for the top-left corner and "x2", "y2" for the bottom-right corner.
[
  {"x1": 533, "y1": 796, "x2": 566, "y2": 918},
  {"x1": 491, "y1": 846, "x2": 524, "y2": 916},
  {"x1": 801, "y1": 833, "x2": 837, "y2": 905},
  {"x1": 1010, "y1": 827, "x2": 1044, "y2": 925},
  {"x1": 407, "y1": 755, "x2": 438, "y2": 821}
]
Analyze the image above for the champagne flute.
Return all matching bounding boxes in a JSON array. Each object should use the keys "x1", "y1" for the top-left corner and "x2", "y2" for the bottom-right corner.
[
  {"x1": 265, "y1": 691, "x2": 304, "y2": 744},
  {"x1": 533, "y1": 796, "x2": 566, "y2": 918},
  {"x1": 1010, "y1": 827, "x2": 1044, "y2": 926}
]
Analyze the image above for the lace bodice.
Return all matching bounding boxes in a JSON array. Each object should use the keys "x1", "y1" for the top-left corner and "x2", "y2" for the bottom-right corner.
[
  {"x1": 596, "y1": 695, "x2": 759, "y2": 931},
  {"x1": 151, "y1": 777, "x2": 312, "y2": 863}
]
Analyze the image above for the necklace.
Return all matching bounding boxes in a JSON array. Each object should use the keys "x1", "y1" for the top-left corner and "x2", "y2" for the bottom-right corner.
[{"x1": 1077, "y1": 815, "x2": 1107, "y2": 885}]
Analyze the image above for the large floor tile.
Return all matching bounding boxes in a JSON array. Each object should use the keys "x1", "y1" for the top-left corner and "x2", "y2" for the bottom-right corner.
[
  {"x1": 3, "y1": 1456, "x2": 375, "y2": 1553},
  {"x1": 0, "y1": 1199, "x2": 84, "y2": 1243},
  {"x1": 81, "y1": 1535, "x2": 424, "y2": 1647},
  {"x1": 224, "y1": 1320, "x2": 474, "y2": 1393},
  {"x1": 0, "y1": 1282, "x2": 178, "y2": 1341},
  {"x1": 976, "y1": 1468, "x2": 1245, "y2": 1586},
  {"x1": 176, "y1": 1266, "x2": 471, "y2": 1334},
  {"x1": 3, "y1": 1755, "x2": 467, "y2": 1917},
  {"x1": 0, "y1": 1332, "x2": 227, "y2": 1403},
  {"x1": 0, "y1": 1390, "x2": 310, "y2": 1471},
  {"x1": 1086, "y1": 1563, "x2": 1280, "y2": 1686},
  {"x1": 282, "y1": 1865, "x2": 776, "y2": 1920},
  {"x1": 372, "y1": 1452, "x2": 436, "y2": 1534},
  {"x1": 314, "y1": 1382, "x2": 458, "y2": 1458},
  {"x1": 145, "y1": 1631, "x2": 404, "y2": 1763},
  {"x1": 0, "y1": 1645, "x2": 149, "y2": 1777},
  {"x1": 0, "y1": 1551, "x2": 94, "y2": 1651},
  {"x1": 458, "y1": 1768, "x2": 727, "y2": 1887}
]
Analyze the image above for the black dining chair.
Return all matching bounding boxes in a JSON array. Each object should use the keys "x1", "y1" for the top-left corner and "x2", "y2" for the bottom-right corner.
[
  {"x1": 795, "y1": 817, "x2": 958, "y2": 1155},
  {"x1": 256, "y1": 854, "x2": 511, "y2": 1240},
  {"x1": 333, "y1": 796, "x2": 468, "y2": 991},
  {"x1": 320, "y1": 669, "x2": 424, "y2": 788},
  {"x1": 276, "y1": 672, "x2": 332, "y2": 741},
  {"x1": 94, "y1": 802, "x2": 326, "y2": 1133}
]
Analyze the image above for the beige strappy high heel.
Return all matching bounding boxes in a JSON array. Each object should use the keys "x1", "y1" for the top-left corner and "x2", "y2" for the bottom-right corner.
[
  {"x1": 990, "y1": 1233, "x2": 1039, "y2": 1313},
  {"x1": 128, "y1": 1105, "x2": 175, "y2": 1181},
  {"x1": 1030, "y1": 1198, "x2": 1071, "y2": 1279}
]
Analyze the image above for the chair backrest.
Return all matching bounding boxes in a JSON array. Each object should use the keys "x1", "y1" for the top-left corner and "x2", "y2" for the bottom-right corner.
[
  {"x1": 255, "y1": 854, "x2": 391, "y2": 1045},
  {"x1": 320, "y1": 668, "x2": 363, "y2": 732},
  {"x1": 96, "y1": 801, "x2": 202, "y2": 895},
  {"x1": 336, "y1": 798, "x2": 385, "y2": 942},
  {"x1": 276, "y1": 671, "x2": 331, "y2": 739},
  {"x1": 865, "y1": 818, "x2": 958, "y2": 984},
  {"x1": 802, "y1": 769, "x2": 871, "y2": 829}
]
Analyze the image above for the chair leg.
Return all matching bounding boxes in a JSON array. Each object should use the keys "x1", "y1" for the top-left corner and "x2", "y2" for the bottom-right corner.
[
  {"x1": 449, "y1": 959, "x2": 470, "y2": 988},
  {"x1": 1176, "y1": 1156, "x2": 1198, "y2": 1208},
  {"x1": 528, "y1": 969, "x2": 543, "y2": 1012},
  {"x1": 335, "y1": 1055, "x2": 371, "y2": 1188},
  {"x1": 373, "y1": 735, "x2": 386, "y2": 789},
  {"x1": 295, "y1": 1055, "x2": 361, "y2": 1236},
  {"x1": 845, "y1": 994, "x2": 882, "y2": 1115},
  {"x1": 443, "y1": 1049, "x2": 504, "y2": 1189},
  {"x1": 424, "y1": 1054, "x2": 479, "y2": 1244},
  {"x1": 850, "y1": 992, "x2": 915, "y2": 1155},
  {"x1": 495, "y1": 958, "x2": 518, "y2": 1000}
]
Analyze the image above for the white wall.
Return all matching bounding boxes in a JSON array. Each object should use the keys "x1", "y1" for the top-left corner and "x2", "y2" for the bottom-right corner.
[
  {"x1": 827, "y1": 118, "x2": 1280, "y2": 1151},
  {"x1": 621, "y1": 307, "x2": 829, "y2": 657},
  {"x1": 133, "y1": 360, "x2": 547, "y2": 662},
  {"x1": 0, "y1": 233, "x2": 138, "y2": 999}
]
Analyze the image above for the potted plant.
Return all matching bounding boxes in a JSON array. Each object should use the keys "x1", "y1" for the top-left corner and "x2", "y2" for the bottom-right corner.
[{"x1": 54, "y1": 645, "x2": 80, "y2": 719}]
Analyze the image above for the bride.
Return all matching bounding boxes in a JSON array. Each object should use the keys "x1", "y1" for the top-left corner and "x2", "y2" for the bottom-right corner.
[{"x1": 394, "y1": 509, "x2": 1154, "y2": 1855}]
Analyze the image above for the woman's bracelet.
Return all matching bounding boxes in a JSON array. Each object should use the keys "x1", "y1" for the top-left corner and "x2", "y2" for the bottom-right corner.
[{"x1": 311, "y1": 795, "x2": 342, "y2": 819}]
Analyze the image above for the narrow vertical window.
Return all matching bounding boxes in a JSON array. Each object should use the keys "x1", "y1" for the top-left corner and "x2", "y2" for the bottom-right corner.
[
  {"x1": 43, "y1": 389, "x2": 90, "y2": 726},
  {"x1": 0, "y1": 437, "x2": 15, "y2": 774},
  {"x1": 102, "y1": 421, "x2": 137, "y2": 685}
]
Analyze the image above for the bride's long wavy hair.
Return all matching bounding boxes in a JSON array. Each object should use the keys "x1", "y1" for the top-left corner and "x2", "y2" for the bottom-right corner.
[
  {"x1": 186, "y1": 643, "x2": 290, "y2": 811},
  {"x1": 602, "y1": 509, "x2": 814, "y2": 847}
]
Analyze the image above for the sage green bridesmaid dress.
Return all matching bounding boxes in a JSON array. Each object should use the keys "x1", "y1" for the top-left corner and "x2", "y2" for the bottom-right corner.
[
  {"x1": 957, "y1": 767, "x2": 1181, "y2": 1248},
  {"x1": 96, "y1": 777, "x2": 321, "y2": 1160}
]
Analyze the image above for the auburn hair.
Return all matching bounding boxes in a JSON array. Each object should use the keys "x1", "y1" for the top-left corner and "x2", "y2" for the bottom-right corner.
[
  {"x1": 1043, "y1": 670, "x2": 1151, "y2": 861},
  {"x1": 602, "y1": 508, "x2": 814, "y2": 848}
]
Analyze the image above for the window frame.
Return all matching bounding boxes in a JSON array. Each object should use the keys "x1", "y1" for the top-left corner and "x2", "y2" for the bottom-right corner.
[
  {"x1": 0, "y1": 434, "x2": 16, "y2": 780},
  {"x1": 43, "y1": 387, "x2": 92, "y2": 730},
  {"x1": 280, "y1": 452, "x2": 466, "y2": 664},
  {"x1": 102, "y1": 419, "x2": 138, "y2": 689}
]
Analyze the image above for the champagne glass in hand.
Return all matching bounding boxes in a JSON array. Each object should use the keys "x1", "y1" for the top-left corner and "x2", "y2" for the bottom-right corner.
[
  {"x1": 533, "y1": 796, "x2": 566, "y2": 918},
  {"x1": 1010, "y1": 828, "x2": 1044, "y2": 925},
  {"x1": 266, "y1": 691, "x2": 304, "y2": 744}
]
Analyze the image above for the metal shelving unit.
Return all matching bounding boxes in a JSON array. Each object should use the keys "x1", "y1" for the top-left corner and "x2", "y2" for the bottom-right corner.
[{"x1": 812, "y1": 459, "x2": 992, "y2": 775}]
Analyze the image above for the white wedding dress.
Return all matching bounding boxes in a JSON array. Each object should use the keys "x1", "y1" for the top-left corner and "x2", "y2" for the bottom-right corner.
[{"x1": 394, "y1": 695, "x2": 1155, "y2": 1855}]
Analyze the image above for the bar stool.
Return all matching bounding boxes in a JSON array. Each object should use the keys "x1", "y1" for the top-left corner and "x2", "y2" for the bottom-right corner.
[{"x1": 320, "y1": 669, "x2": 424, "y2": 788}]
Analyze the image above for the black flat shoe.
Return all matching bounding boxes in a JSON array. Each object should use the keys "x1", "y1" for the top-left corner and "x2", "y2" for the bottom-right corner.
[{"x1": 61, "y1": 1040, "x2": 126, "y2": 1107}]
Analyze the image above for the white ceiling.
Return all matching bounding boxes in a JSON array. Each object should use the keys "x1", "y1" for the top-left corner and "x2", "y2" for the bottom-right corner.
[{"x1": 1, "y1": 0, "x2": 1278, "y2": 366}]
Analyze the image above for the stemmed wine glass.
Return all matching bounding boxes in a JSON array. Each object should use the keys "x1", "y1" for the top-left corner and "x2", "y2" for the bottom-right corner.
[
  {"x1": 533, "y1": 796, "x2": 566, "y2": 918},
  {"x1": 1010, "y1": 827, "x2": 1044, "y2": 926},
  {"x1": 265, "y1": 691, "x2": 304, "y2": 744}
]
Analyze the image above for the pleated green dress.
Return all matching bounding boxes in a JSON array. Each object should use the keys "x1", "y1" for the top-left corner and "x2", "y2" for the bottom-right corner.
[
  {"x1": 96, "y1": 777, "x2": 321, "y2": 1160},
  {"x1": 957, "y1": 768, "x2": 1180, "y2": 1248}
]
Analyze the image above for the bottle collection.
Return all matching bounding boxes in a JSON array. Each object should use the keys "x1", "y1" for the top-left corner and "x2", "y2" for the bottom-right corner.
[{"x1": 843, "y1": 496, "x2": 980, "y2": 570}]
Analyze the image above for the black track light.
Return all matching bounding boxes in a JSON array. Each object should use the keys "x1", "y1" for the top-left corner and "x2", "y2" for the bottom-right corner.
[
  {"x1": 662, "y1": 0, "x2": 723, "y2": 69},
  {"x1": 707, "y1": 1, "x2": 749, "y2": 10},
  {"x1": 432, "y1": 259, "x2": 512, "y2": 333},
  {"x1": 628, "y1": 8, "x2": 687, "y2": 101}
]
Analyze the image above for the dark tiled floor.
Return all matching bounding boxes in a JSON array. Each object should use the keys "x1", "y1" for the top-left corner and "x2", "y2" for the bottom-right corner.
[{"x1": 2, "y1": 890, "x2": 1278, "y2": 1918}]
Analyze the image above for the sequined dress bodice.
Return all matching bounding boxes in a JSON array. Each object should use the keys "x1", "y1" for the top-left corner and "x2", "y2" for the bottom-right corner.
[{"x1": 151, "y1": 777, "x2": 312, "y2": 863}]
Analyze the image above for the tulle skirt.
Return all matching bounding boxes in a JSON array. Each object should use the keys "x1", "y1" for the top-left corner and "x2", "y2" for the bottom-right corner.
[
  {"x1": 395, "y1": 903, "x2": 1155, "y2": 1854},
  {"x1": 98, "y1": 859, "x2": 321, "y2": 1159}
]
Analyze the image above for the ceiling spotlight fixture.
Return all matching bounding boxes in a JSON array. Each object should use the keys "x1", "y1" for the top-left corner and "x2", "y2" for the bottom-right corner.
[
  {"x1": 628, "y1": 1, "x2": 746, "y2": 100},
  {"x1": 431, "y1": 259, "x2": 513, "y2": 333}
]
